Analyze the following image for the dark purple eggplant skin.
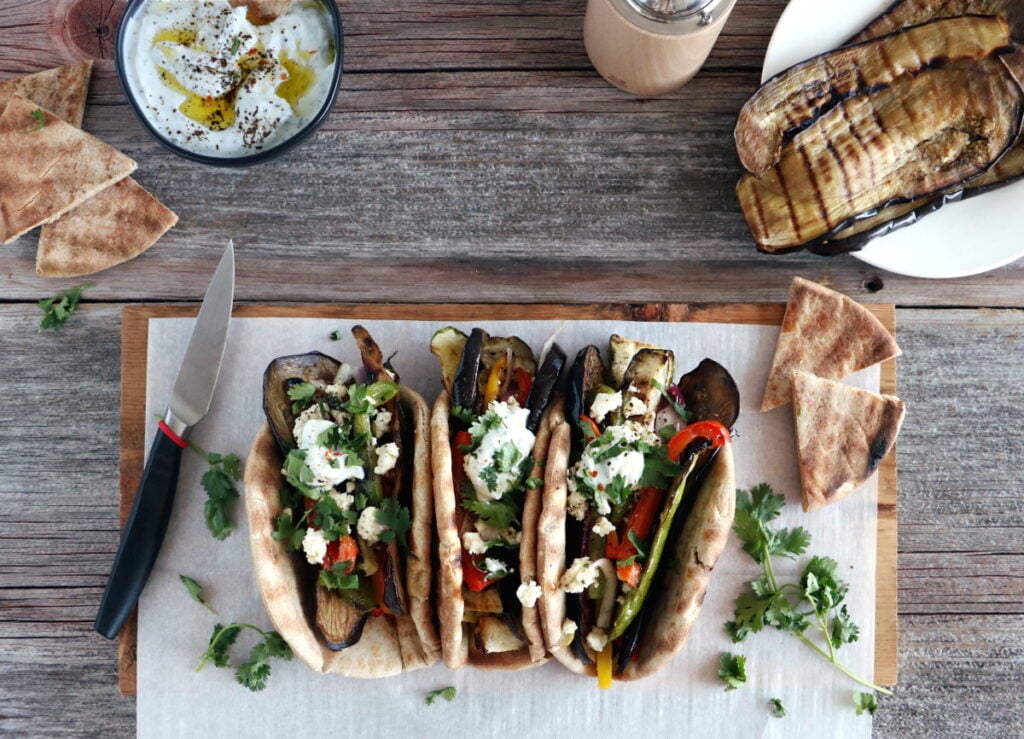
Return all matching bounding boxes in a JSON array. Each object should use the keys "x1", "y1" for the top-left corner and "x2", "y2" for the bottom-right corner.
[
  {"x1": 525, "y1": 343, "x2": 567, "y2": 433},
  {"x1": 566, "y1": 345, "x2": 606, "y2": 459},
  {"x1": 453, "y1": 328, "x2": 487, "y2": 412},
  {"x1": 262, "y1": 351, "x2": 341, "y2": 452},
  {"x1": 379, "y1": 543, "x2": 407, "y2": 617},
  {"x1": 323, "y1": 610, "x2": 373, "y2": 651},
  {"x1": 678, "y1": 359, "x2": 741, "y2": 429}
]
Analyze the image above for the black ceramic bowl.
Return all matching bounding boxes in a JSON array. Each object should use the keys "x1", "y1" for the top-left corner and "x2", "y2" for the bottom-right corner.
[{"x1": 115, "y1": 0, "x2": 343, "y2": 167}]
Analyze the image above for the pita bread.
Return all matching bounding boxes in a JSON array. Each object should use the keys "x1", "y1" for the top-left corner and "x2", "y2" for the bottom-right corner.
[
  {"x1": 243, "y1": 386, "x2": 438, "y2": 677},
  {"x1": 761, "y1": 277, "x2": 901, "y2": 411},
  {"x1": 430, "y1": 389, "x2": 549, "y2": 670},
  {"x1": 0, "y1": 62, "x2": 92, "y2": 127},
  {"x1": 792, "y1": 369, "x2": 905, "y2": 512},
  {"x1": 0, "y1": 96, "x2": 135, "y2": 244},
  {"x1": 230, "y1": 0, "x2": 295, "y2": 24},
  {"x1": 539, "y1": 411, "x2": 735, "y2": 680},
  {"x1": 35, "y1": 177, "x2": 177, "y2": 277}
]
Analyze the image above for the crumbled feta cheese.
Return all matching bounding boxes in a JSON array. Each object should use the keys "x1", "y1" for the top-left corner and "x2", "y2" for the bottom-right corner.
[
  {"x1": 330, "y1": 491, "x2": 355, "y2": 511},
  {"x1": 567, "y1": 490, "x2": 588, "y2": 521},
  {"x1": 291, "y1": 404, "x2": 325, "y2": 441},
  {"x1": 357, "y1": 506, "x2": 386, "y2": 544},
  {"x1": 560, "y1": 557, "x2": 600, "y2": 593},
  {"x1": 592, "y1": 516, "x2": 616, "y2": 537},
  {"x1": 334, "y1": 363, "x2": 355, "y2": 385},
  {"x1": 517, "y1": 579, "x2": 542, "y2": 608},
  {"x1": 623, "y1": 396, "x2": 646, "y2": 418},
  {"x1": 558, "y1": 618, "x2": 578, "y2": 648},
  {"x1": 374, "y1": 442, "x2": 400, "y2": 475},
  {"x1": 302, "y1": 527, "x2": 328, "y2": 565},
  {"x1": 462, "y1": 532, "x2": 488, "y2": 555},
  {"x1": 295, "y1": 418, "x2": 365, "y2": 490},
  {"x1": 482, "y1": 558, "x2": 510, "y2": 580},
  {"x1": 345, "y1": 481, "x2": 356, "y2": 493},
  {"x1": 573, "y1": 424, "x2": 645, "y2": 515},
  {"x1": 324, "y1": 383, "x2": 349, "y2": 399},
  {"x1": 586, "y1": 628, "x2": 609, "y2": 653},
  {"x1": 372, "y1": 409, "x2": 392, "y2": 438},
  {"x1": 589, "y1": 391, "x2": 622, "y2": 424},
  {"x1": 464, "y1": 400, "x2": 536, "y2": 502}
]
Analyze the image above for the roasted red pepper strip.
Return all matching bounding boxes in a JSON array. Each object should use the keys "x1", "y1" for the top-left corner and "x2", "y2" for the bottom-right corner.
[
  {"x1": 452, "y1": 429, "x2": 497, "y2": 591},
  {"x1": 462, "y1": 550, "x2": 496, "y2": 592},
  {"x1": 579, "y1": 415, "x2": 601, "y2": 441},
  {"x1": 513, "y1": 367, "x2": 533, "y2": 405},
  {"x1": 667, "y1": 420, "x2": 731, "y2": 462},
  {"x1": 609, "y1": 487, "x2": 663, "y2": 587},
  {"x1": 322, "y1": 535, "x2": 359, "y2": 573}
]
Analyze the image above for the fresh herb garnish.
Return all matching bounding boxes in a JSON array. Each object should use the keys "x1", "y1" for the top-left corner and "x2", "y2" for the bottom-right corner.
[
  {"x1": 344, "y1": 381, "x2": 399, "y2": 414},
  {"x1": 180, "y1": 575, "x2": 217, "y2": 614},
  {"x1": 272, "y1": 504, "x2": 310, "y2": 551},
  {"x1": 726, "y1": 483, "x2": 892, "y2": 697},
  {"x1": 460, "y1": 481, "x2": 520, "y2": 531},
  {"x1": 853, "y1": 691, "x2": 879, "y2": 716},
  {"x1": 718, "y1": 652, "x2": 746, "y2": 691},
  {"x1": 197, "y1": 623, "x2": 292, "y2": 692},
  {"x1": 626, "y1": 529, "x2": 649, "y2": 559},
  {"x1": 425, "y1": 686, "x2": 457, "y2": 705},
  {"x1": 188, "y1": 442, "x2": 241, "y2": 540},
  {"x1": 651, "y1": 378, "x2": 692, "y2": 423},
  {"x1": 524, "y1": 476, "x2": 543, "y2": 490},
  {"x1": 38, "y1": 283, "x2": 92, "y2": 330},
  {"x1": 451, "y1": 405, "x2": 475, "y2": 425},
  {"x1": 638, "y1": 443, "x2": 685, "y2": 489},
  {"x1": 318, "y1": 562, "x2": 359, "y2": 591},
  {"x1": 769, "y1": 698, "x2": 786, "y2": 718},
  {"x1": 287, "y1": 382, "x2": 317, "y2": 414},
  {"x1": 229, "y1": 36, "x2": 241, "y2": 55},
  {"x1": 374, "y1": 497, "x2": 411, "y2": 546},
  {"x1": 21, "y1": 107, "x2": 46, "y2": 133}
]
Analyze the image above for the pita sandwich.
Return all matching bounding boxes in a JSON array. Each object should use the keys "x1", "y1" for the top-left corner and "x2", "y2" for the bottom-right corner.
[
  {"x1": 537, "y1": 340, "x2": 737, "y2": 682},
  {"x1": 36, "y1": 177, "x2": 178, "y2": 277},
  {"x1": 761, "y1": 277, "x2": 901, "y2": 411},
  {"x1": 245, "y1": 335, "x2": 440, "y2": 678},
  {"x1": 0, "y1": 61, "x2": 92, "y2": 127},
  {"x1": 0, "y1": 96, "x2": 135, "y2": 244},
  {"x1": 792, "y1": 369, "x2": 905, "y2": 512}
]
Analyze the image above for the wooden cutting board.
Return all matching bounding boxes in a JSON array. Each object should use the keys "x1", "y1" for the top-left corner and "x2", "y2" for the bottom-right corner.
[{"x1": 118, "y1": 302, "x2": 899, "y2": 696}]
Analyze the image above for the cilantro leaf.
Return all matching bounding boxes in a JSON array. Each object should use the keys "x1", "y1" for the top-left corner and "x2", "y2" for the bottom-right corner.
[
  {"x1": 830, "y1": 604, "x2": 860, "y2": 648},
  {"x1": 524, "y1": 476, "x2": 543, "y2": 490},
  {"x1": 318, "y1": 563, "x2": 360, "y2": 591},
  {"x1": 197, "y1": 622, "x2": 292, "y2": 692},
  {"x1": 853, "y1": 691, "x2": 879, "y2": 716},
  {"x1": 345, "y1": 381, "x2": 399, "y2": 414},
  {"x1": 375, "y1": 497, "x2": 411, "y2": 546},
  {"x1": 451, "y1": 405, "x2": 475, "y2": 425},
  {"x1": 425, "y1": 686, "x2": 457, "y2": 705},
  {"x1": 718, "y1": 652, "x2": 746, "y2": 691},
  {"x1": 769, "y1": 698, "x2": 786, "y2": 718},
  {"x1": 639, "y1": 443, "x2": 685, "y2": 489},
  {"x1": 179, "y1": 574, "x2": 217, "y2": 614},
  {"x1": 460, "y1": 481, "x2": 520, "y2": 532},
  {"x1": 199, "y1": 623, "x2": 241, "y2": 669},
  {"x1": 38, "y1": 284, "x2": 92, "y2": 331},
  {"x1": 200, "y1": 452, "x2": 241, "y2": 540},
  {"x1": 272, "y1": 505, "x2": 310, "y2": 552},
  {"x1": 286, "y1": 382, "x2": 317, "y2": 414}
]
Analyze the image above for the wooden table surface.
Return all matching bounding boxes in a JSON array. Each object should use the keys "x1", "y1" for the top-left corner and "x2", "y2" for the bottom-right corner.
[{"x1": 1, "y1": 0, "x2": 1022, "y2": 736}]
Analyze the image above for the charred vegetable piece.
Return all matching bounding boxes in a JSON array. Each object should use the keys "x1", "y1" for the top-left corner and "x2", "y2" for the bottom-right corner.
[
  {"x1": 567, "y1": 345, "x2": 605, "y2": 458},
  {"x1": 525, "y1": 343, "x2": 566, "y2": 433},
  {"x1": 621, "y1": 348, "x2": 675, "y2": 428},
  {"x1": 453, "y1": 328, "x2": 487, "y2": 411},
  {"x1": 738, "y1": 57, "x2": 1024, "y2": 253},
  {"x1": 737, "y1": 15, "x2": 1013, "y2": 177},
  {"x1": 262, "y1": 351, "x2": 340, "y2": 451},
  {"x1": 316, "y1": 584, "x2": 374, "y2": 650},
  {"x1": 849, "y1": 0, "x2": 1024, "y2": 45},
  {"x1": 431, "y1": 326, "x2": 469, "y2": 395},
  {"x1": 352, "y1": 324, "x2": 391, "y2": 382},
  {"x1": 677, "y1": 359, "x2": 740, "y2": 429},
  {"x1": 379, "y1": 543, "x2": 407, "y2": 616},
  {"x1": 608, "y1": 334, "x2": 656, "y2": 388}
]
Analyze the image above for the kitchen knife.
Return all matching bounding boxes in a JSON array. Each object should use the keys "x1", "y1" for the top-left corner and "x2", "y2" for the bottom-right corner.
[{"x1": 95, "y1": 243, "x2": 235, "y2": 640}]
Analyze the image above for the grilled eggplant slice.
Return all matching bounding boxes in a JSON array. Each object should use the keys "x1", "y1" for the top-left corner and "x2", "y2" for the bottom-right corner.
[
  {"x1": 736, "y1": 15, "x2": 1013, "y2": 177},
  {"x1": 738, "y1": 57, "x2": 1024, "y2": 253},
  {"x1": 262, "y1": 351, "x2": 341, "y2": 451},
  {"x1": 849, "y1": 0, "x2": 1024, "y2": 45}
]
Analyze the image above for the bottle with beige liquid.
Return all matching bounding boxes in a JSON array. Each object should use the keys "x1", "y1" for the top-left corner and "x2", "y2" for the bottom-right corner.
[{"x1": 584, "y1": 0, "x2": 739, "y2": 96}]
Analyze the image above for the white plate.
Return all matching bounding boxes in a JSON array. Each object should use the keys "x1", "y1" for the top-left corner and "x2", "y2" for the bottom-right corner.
[{"x1": 762, "y1": 0, "x2": 1024, "y2": 279}]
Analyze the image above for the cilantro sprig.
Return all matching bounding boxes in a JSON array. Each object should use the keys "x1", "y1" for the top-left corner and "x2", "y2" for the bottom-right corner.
[
  {"x1": 180, "y1": 574, "x2": 217, "y2": 614},
  {"x1": 425, "y1": 686, "x2": 457, "y2": 705},
  {"x1": 726, "y1": 483, "x2": 892, "y2": 699},
  {"x1": 197, "y1": 623, "x2": 292, "y2": 692},
  {"x1": 38, "y1": 284, "x2": 92, "y2": 330},
  {"x1": 769, "y1": 698, "x2": 786, "y2": 718},
  {"x1": 718, "y1": 652, "x2": 746, "y2": 691},
  {"x1": 854, "y1": 691, "x2": 879, "y2": 716},
  {"x1": 185, "y1": 439, "x2": 241, "y2": 540}
]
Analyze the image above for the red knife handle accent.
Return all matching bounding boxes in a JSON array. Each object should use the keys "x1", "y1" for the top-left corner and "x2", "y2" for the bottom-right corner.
[
  {"x1": 158, "y1": 420, "x2": 188, "y2": 448},
  {"x1": 94, "y1": 427, "x2": 184, "y2": 639}
]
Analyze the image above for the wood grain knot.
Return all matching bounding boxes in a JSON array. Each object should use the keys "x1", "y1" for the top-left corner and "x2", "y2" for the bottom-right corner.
[
  {"x1": 863, "y1": 275, "x2": 885, "y2": 294},
  {"x1": 56, "y1": 0, "x2": 125, "y2": 60}
]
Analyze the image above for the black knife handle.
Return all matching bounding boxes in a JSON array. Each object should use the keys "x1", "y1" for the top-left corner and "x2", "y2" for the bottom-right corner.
[{"x1": 94, "y1": 428, "x2": 185, "y2": 640}]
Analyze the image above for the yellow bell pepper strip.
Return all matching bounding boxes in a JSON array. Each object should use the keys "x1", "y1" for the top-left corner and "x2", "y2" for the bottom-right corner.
[
  {"x1": 482, "y1": 355, "x2": 508, "y2": 407},
  {"x1": 597, "y1": 644, "x2": 614, "y2": 689}
]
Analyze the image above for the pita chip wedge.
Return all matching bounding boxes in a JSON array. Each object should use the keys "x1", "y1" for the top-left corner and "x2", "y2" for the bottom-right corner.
[
  {"x1": 230, "y1": 0, "x2": 295, "y2": 24},
  {"x1": 0, "y1": 96, "x2": 135, "y2": 245},
  {"x1": 36, "y1": 178, "x2": 178, "y2": 277},
  {"x1": 792, "y1": 369, "x2": 905, "y2": 512},
  {"x1": 0, "y1": 61, "x2": 92, "y2": 126},
  {"x1": 761, "y1": 277, "x2": 901, "y2": 411}
]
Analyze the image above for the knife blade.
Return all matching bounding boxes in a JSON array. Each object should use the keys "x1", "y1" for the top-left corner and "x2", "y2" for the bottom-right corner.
[{"x1": 95, "y1": 242, "x2": 235, "y2": 640}]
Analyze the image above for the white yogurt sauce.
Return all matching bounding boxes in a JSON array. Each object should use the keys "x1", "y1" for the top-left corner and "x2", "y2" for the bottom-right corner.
[{"x1": 122, "y1": 0, "x2": 336, "y2": 157}]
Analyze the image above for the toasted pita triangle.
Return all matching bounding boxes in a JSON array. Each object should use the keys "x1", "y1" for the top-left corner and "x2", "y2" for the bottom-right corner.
[
  {"x1": 761, "y1": 277, "x2": 901, "y2": 411},
  {"x1": 36, "y1": 178, "x2": 177, "y2": 277},
  {"x1": 0, "y1": 96, "x2": 135, "y2": 244},
  {"x1": 0, "y1": 62, "x2": 92, "y2": 127},
  {"x1": 230, "y1": 0, "x2": 294, "y2": 24},
  {"x1": 792, "y1": 370, "x2": 905, "y2": 512}
]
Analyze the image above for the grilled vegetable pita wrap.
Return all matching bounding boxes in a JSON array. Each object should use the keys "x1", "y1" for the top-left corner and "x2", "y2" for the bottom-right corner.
[
  {"x1": 244, "y1": 326, "x2": 440, "y2": 677},
  {"x1": 537, "y1": 336, "x2": 738, "y2": 684},
  {"x1": 430, "y1": 327, "x2": 566, "y2": 669}
]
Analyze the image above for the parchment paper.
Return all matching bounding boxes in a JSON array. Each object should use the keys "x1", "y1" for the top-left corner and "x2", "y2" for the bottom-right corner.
[{"x1": 137, "y1": 317, "x2": 880, "y2": 739}]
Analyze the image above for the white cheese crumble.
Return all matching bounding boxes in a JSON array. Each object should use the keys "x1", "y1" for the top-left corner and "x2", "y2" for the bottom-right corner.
[
  {"x1": 464, "y1": 400, "x2": 536, "y2": 502},
  {"x1": 294, "y1": 418, "x2": 365, "y2": 491},
  {"x1": 573, "y1": 424, "x2": 645, "y2": 515},
  {"x1": 589, "y1": 391, "x2": 622, "y2": 424},
  {"x1": 482, "y1": 558, "x2": 510, "y2": 580},
  {"x1": 374, "y1": 442, "x2": 400, "y2": 475},
  {"x1": 324, "y1": 383, "x2": 349, "y2": 399},
  {"x1": 623, "y1": 395, "x2": 646, "y2": 418},
  {"x1": 586, "y1": 628, "x2": 609, "y2": 653},
  {"x1": 329, "y1": 491, "x2": 355, "y2": 511},
  {"x1": 462, "y1": 532, "x2": 489, "y2": 555},
  {"x1": 567, "y1": 490, "x2": 588, "y2": 521},
  {"x1": 557, "y1": 618, "x2": 578, "y2": 648},
  {"x1": 291, "y1": 404, "x2": 325, "y2": 440},
  {"x1": 357, "y1": 506, "x2": 386, "y2": 544},
  {"x1": 516, "y1": 580, "x2": 542, "y2": 608},
  {"x1": 592, "y1": 516, "x2": 616, "y2": 537},
  {"x1": 302, "y1": 527, "x2": 328, "y2": 565},
  {"x1": 372, "y1": 409, "x2": 392, "y2": 438},
  {"x1": 560, "y1": 557, "x2": 601, "y2": 593}
]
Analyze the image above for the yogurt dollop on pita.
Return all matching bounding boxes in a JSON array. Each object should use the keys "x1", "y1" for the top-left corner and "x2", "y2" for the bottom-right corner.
[{"x1": 122, "y1": 0, "x2": 336, "y2": 156}]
